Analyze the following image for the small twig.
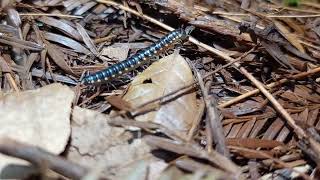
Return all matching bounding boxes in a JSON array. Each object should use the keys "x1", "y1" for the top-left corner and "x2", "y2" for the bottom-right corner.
[
  {"x1": 210, "y1": 11, "x2": 320, "y2": 18},
  {"x1": 19, "y1": 13, "x2": 83, "y2": 18},
  {"x1": 78, "y1": 88, "x2": 102, "y2": 107},
  {"x1": 267, "y1": 14, "x2": 320, "y2": 18},
  {"x1": 196, "y1": 72, "x2": 213, "y2": 153},
  {"x1": 175, "y1": 158, "x2": 232, "y2": 178},
  {"x1": 4, "y1": 73, "x2": 20, "y2": 92},
  {"x1": 187, "y1": 101, "x2": 205, "y2": 141},
  {"x1": 207, "y1": 89, "x2": 229, "y2": 156},
  {"x1": 0, "y1": 137, "x2": 90, "y2": 179},
  {"x1": 229, "y1": 146, "x2": 311, "y2": 180},
  {"x1": 0, "y1": 56, "x2": 20, "y2": 92},
  {"x1": 94, "y1": 34, "x2": 117, "y2": 44},
  {"x1": 45, "y1": 57, "x2": 57, "y2": 83},
  {"x1": 203, "y1": 46, "x2": 257, "y2": 79},
  {"x1": 144, "y1": 135, "x2": 241, "y2": 176},
  {"x1": 219, "y1": 67, "x2": 320, "y2": 108},
  {"x1": 107, "y1": 118, "x2": 188, "y2": 142}
]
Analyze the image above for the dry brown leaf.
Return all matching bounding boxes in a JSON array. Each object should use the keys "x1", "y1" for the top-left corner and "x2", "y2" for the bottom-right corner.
[
  {"x1": 294, "y1": 85, "x2": 320, "y2": 103},
  {"x1": 274, "y1": 21, "x2": 305, "y2": 53},
  {"x1": 46, "y1": 42, "x2": 76, "y2": 76},
  {"x1": 222, "y1": 100, "x2": 261, "y2": 116},
  {"x1": 76, "y1": 23, "x2": 98, "y2": 55},
  {"x1": 0, "y1": 34, "x2": 43, "y2": 51},
  {"x1": 0, "y1": 83, "x2": 74, "y2": 178},
  {"x1": 226, "y1": 138, "x2": 284, "y2": 149},
  {"x1": 123, "y1": 52, "x2": 197, "y2": 133},
  {"x1": 106, "y1": 95, "x2": 132, "y2": 111},
  {"x1": 0, "y1": 24, "x2": 17, "y2": 35}
]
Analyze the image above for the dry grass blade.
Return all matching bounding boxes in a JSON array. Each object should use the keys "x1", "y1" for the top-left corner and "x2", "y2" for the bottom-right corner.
[
  {"x1": 38, "y1": 16, "x2": 82, "y2": 41},
  {"x1": 43, "y1": 32, "x2": 91, "y2": 54},
  {"x1": 0, "y1": 137, "x2": 89, "y2": 179},
  {"x1": 76, "y1": 23, "x2": 98, "y2": 55},
  {"x1": 0, "y1": 34, "x2": 43, "y2": 51},
  {"x1": 274, "y1": 21, "x2": 305, "y2": 53},
  {"x1": 0, "y1": 24, "x2": 17, "y2": 34},
  {"x1": 144, "y1": 135, "x2": 241, "y2": 176}
]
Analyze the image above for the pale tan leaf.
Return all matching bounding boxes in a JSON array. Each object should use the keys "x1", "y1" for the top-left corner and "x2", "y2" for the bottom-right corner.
[
  {"x1": 274, "y1": 21, "x2": 305, "y2": 53},
  {"x1": 101, "y1": 44, "x2": 130, "y2": 61},
  {"x1": 68, "y1": 107, "x2": 154, "y2": 178},
  {"x1": 123, "y1": 52, "x2": 197, "y2": 133},
  {"x1": 70, "y1": 106, "x2": 130, "y2": 155},
  {"x1": 0, "y1": 83, "x2": 74, "y2": 178}
]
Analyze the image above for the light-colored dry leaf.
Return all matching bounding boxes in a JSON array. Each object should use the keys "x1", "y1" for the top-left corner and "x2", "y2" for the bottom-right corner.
[
  {"x1": 274, "y1": 21, "x2": 305, "y2": 53},
  {"x1": 122, "y1": 160, "x2": 148, "y2": 180},
  {"x1": 0, "y1": 83, "x2": 74, "y2": 178},
  {"x1": 68, "y1": 107, "x2": 159, "y2": 178},
  {"x1": 123, "y1": 52, "x2": 197, "y2": 133},
  {"x1": 70, "y1": 106, "x2": 130, "y2": 155},
  {"x1": 148, "y1": 160, "x2": 169, "y2": 180},
  {"x1": 101, "y1": 44, "x2": 130, "y2": 61}
]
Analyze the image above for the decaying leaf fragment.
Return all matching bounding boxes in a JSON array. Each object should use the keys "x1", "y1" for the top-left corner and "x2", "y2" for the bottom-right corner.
[
  {"x1": 123, "y1": 52, "x2": 198, "y2": 133},
  {"x1": 0, "y1": 83, "x2": 74, "y2": 178},
  {"x1": 68, "y1": 107, "x2": 159, "y2": 178}
]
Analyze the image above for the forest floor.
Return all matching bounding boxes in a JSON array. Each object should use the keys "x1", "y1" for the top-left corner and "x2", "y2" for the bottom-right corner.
[{"x1": 0, "y1": 0, "x2": 319, "y2": 179}]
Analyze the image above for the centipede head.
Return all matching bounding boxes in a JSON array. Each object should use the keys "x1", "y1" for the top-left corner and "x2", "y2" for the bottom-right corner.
[
  {"x1": 80, "y1": 76, "x2": 91, "y2": 85},
  {"x1": 179, "y1": 25, "x2": 195, "y2": 40},
  {"x1": 185, "y1": 26, "x2": 195, "y2": 35}
]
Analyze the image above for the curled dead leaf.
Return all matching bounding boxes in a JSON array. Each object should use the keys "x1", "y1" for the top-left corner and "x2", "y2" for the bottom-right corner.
[{"x1": 123, "y1": 52, "x2": 198, "y2": 133}]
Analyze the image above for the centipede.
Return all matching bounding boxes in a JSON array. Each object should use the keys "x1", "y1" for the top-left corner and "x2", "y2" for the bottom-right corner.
[{"x1": 81, "y1": 26, "x2": 194, "y2": 85}]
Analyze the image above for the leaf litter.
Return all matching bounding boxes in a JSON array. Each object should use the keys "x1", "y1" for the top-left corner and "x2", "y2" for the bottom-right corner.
[
  {"x1": 0, "y1": 0, "x2": 319, "y2": 179},
  {"x1": 68, "y1": 106, "x2": 164, "y2": 179}
]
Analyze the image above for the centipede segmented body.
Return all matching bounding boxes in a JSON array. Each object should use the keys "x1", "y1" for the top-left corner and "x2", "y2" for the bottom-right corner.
[{"x1": 81, "y1": 26, "x2": 194, "y2": 85}]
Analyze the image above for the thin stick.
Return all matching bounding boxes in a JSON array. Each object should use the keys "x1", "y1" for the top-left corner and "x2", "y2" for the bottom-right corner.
[
  {"x1": 0, "y1": 137, "x2": 90, "y2": 179},
  {"x1": 219, "y1": 67, "x2": 320, "y2": 108},
  {"x1": 229, "y1": 146, "x2": 311, "y2": 179},
  {"x1": 210, "y1": 11, "x2": 320, "y2": 18},
  {"x1": 5, "y1": 74, "x2": 20, "y2": 92},
  {"x1": 144, "y1": 135, "x2": 240, "y2": 176},
  {"x1": 187, "y1": 101, "x2": 205, "y2": 141},
  {"x1": 19, "y1": 13, "x2": 83, "y2": 18},
  {"x1": 267, "y1": 14, "x2": 320, "y2": 18}
]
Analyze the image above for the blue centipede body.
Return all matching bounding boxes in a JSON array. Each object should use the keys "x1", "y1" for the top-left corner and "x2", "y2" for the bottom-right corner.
[{"x1": 81, "y1": 26, "x2": 194, "y2": 85}]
